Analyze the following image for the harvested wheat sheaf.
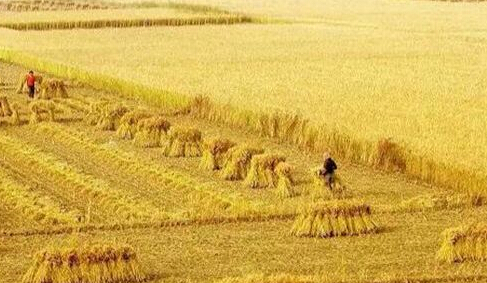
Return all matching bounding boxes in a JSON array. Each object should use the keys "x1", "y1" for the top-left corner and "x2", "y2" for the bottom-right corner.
[
  {"x1": 199, "y1": 138, "x2": 236, "y2": 170},
  {"x1": 438, "y1": 223, "x2": 487, "y2": 263},
  {"x1": 22, "y1": 244, "x2": 145, "y2": 283},
  {"x1": 9, "y1": 103, "x2": 21, "y2": 125},
  {"x1": 133, "y1": 116, "x2": 171, "y2": 148},
  {"x1": 85, "y1": 100, "x2": 109, "y2": 126},
  {"x1": 274, "y1": 162, "x2": 296, "y2": 198},
  {"x1": 96, "y1": 104, "x2": 130, "y2": 131},
  {"x1": 162, "y1": 127, "x2": 203, "y2": 157},
  {"x1": 116, "y1": 109, "x2": 153, "y2": 140},
  {"x1": 39, "y1": 79, "x2": 68, "y2": 99},
  {"x1": 306, "y1": 169, "x2": 348, "y2": 200},
  {"x1": 220, "y1": 144, "x2": 264, "y2": 181},
  {"x1": 291, "y1": 200, "x2": 378, "y2": 238},
  {"x1": 29, "y1": 100, "x2": 56, "y2": 124},
  {"x1": 244, "y1": 154, "x2": 286, "y2": 188},
  {"x1": 0, "y1": 96, "x2": 12, "y2": 117}
]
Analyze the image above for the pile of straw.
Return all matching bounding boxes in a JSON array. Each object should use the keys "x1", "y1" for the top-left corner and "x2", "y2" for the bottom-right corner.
[
  {"x1": 29, "y1": 100, "x2": 56, "y2": 124},
  {"x1": 39, "y1": 79, "x2": 68, "y2": 99},
  {"x1": 0, "y1": 96, "x2": 12, "y2": 117},
  {"x1": 22, "y1": 245, "x2": 145, "y2": 283},
  {"x1": 220, "y1": 145, "x2": 264, "y2": 181},
  {"x1": 291, "y1": 200, "x2": 378, "y2": 238},
  {"x1": 274, "y1": 162, "x2": 296, "y2": 198},
  {"x1": 162, "y1": 127, "x2": 203, "y2": 157},
  {"x1": 200, "y1": 138, "x2": 236, "y2": 170},
  {"x1": 306, "y1": 169, "x2": 348, "y2": 200},
  {"x1": 116, "y1": 110, "x2": 153, "y2": 140},
  {"x1": 10, "y1": 103, "x2": 20, "y2": 125},
  {"x1": 438, "y1": 223, "x2": 487, "y2": 263},
  {"x1": 133, "y1": 116, "x2": 171, "y2": 148},
  {"x1": 96, "y1": 104, "x2": 130, "y2": 131},
  {"x1": 85, "y1": 100, "x2": 109, "y2": 126},
  {"x1": 244, "y1": 154, "x2": 286, "y2": 188}
]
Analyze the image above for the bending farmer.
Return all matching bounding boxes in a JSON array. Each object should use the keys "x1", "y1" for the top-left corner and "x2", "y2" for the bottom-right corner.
[{"x1": 319, "y1": 152, "x2": 337, "y2": 190}]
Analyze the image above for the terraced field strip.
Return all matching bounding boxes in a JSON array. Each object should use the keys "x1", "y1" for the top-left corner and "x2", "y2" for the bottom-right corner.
[
  {"x1": 27, "y1": 123, "x2": 236, "y2": 217},
  {"x1": 0, "y1": 167, "x2": 77, "y2": 226},
  {"x1": 0, "y1": 132, "x2": 164, "y2": 224},
  {"x1": 0, "y1": 15, "x2": 255, "y2": 31}
]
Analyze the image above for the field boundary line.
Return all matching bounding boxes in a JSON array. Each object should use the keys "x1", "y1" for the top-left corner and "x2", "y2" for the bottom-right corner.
[
  {"x1": 0, "y1": 49, "x2": 484, "y2": 197},
  {"x1": 0, "y1": 212, "x2": 296, "y2": 238},
  {"x1": 215, "y1": 273, "x2": 487, "y2": 283}
]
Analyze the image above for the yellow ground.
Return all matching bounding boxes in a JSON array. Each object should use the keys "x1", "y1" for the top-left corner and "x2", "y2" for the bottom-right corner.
[
  {"x1": 0, "y1": 60, "x2": 485, "y2": 283},
  {"x1": 1, "y1": 1, "x2": 486, "y2": 282}
]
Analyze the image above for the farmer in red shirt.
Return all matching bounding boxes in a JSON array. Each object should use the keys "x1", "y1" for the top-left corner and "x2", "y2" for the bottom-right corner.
[{"x1": 26, "y1": 70, "x2": 36, "y2": 98}]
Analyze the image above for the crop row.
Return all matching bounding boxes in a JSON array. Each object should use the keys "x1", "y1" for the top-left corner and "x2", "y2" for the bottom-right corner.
[
  {"x1": 34, "y1": 123, "x2": 236, "y2": 218},
  {"x1": 0, "y1": 132, "x2": 164, "y2": 224},
  {"x1": 0, "y1": 16, "x2": 255, "y2": 31},
  {"x1": 0, "y1": 167, "x2": 76, "y2": 226}
]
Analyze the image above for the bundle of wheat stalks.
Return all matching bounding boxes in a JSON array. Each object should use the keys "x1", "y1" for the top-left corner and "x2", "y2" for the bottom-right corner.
[
  {"x1": 438, "y1": 223, "x2": 487, "y2": 263},
  {"x1": 40, "y1": 79, "x2": 68, "y2": 99},
  {"x1": 96, "y1": 104, "x2": 130, "y2": 131},
  {"x1": 291, "y1": 200, "x2": 378, "y2": 238},
  {"x1": 274, "y1": 162, "x2": 296, "y2": 198},
  {"x1": 133, "y1": 116, "x2": 171, "y2": 148},
  {"x1": 9, "y1": 103, "x2": 21, "y2": 125},
  {"x1": 162, "y1": 127, "x2": 203, "y2": 157},
  {"x1": 200, "y1": 138, "x2": 236, "y2": 170},
  {"x1": 22, "y1": 244, "x2": 145, "y2": 283},
  {"x1": 244, "y1": 154, "x2": 286, "y2": 188},
  {"x1": 85, "y1": 100, "x2": 109, "y2": 126},
  {"x1": 29, "y1": 100, "x2": 56, "y2": 124},
  {"x1": 0, "y1": 96, "x2": 12, "y2": 117},
  {"x1": 220, "y1": 144, "x2": 264, "y2": 181},
  {"x1": 116, "y1": 109, "x2": 153, "y2": 140},
  {"x1": 306, "y1": 169, "x2": 347, "y2": 200}
]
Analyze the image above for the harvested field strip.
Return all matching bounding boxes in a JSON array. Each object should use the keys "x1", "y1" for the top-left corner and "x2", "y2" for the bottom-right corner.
[
  {"x1": 0, "y1": 133, "x2": 163, "y2": 223},
  {"x1": 0, "y1": 16, "x2": 255, "y2": 31},
  {"x1": 30, "y1": 123, "x2": 235, "y2": 216},
  {"x1": 0, "y1": 168, "x2": 77, "y2": 226},
  {"x1": 1, "y1": 210, "x2": 296, "y2": 238},
  {"x1": 0, "y1": 49, "x2": 483, "y2": 198}
]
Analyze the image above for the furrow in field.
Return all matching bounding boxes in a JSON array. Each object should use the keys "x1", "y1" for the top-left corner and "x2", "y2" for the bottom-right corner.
[
  {"x1": 0, "y1": 167, "x2": 78, "y2": 226},
  {"x1": 0, "y1": 132, "x2": 165, "y2": 224}
]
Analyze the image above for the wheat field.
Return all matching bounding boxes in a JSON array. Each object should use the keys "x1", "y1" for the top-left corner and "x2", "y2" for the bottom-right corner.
[{"x1": 1, "y1": 0, "x2": 487, "y2": 282}]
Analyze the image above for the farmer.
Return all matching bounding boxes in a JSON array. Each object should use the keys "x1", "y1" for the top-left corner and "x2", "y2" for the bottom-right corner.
[
  {"x1": 26, "y1": 70, "x2": 36, "y2": 99},
  {"x1": 319, "y1": 151, "x2": 337, "y2": 190}
]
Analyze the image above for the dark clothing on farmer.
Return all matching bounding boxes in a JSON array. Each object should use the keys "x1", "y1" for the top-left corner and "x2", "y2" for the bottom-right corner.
[
  {"x1": 28, "y1": 86, "x2": 35, "y2": 98},
  {"x1": 320, "y1": 158, "x2": 337, "y2": 190},
  {"x1": 322, "y1": 158, "x2": 337, "y2": 175}
]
